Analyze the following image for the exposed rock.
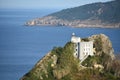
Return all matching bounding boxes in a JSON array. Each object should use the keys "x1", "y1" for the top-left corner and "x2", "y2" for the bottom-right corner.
[
  {"x1": 93, "y1": 63, "x2": 104, "y2": 71},
  {"x1": 53, "y1": 67, "x2": 70, "y2": 79},
  {"x1": 88, "y1": 34, "x2": 115, "y2": 59}
]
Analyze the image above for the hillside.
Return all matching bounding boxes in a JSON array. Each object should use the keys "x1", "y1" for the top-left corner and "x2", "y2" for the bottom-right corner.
[
  {"x1": 20, "y1": 34, "x2": 120, "y2": 80},
  {"x1": 50, "y1": 0, "x2": 120, "y2": 22},
  {"x1": 26, "y1": 0, "x2": 120, "y2": 28}
]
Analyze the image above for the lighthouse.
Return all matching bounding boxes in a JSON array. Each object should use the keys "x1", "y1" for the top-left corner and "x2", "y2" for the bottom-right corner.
[{"x1": 71, "y1": 33, "x2": 93, "y2": 62}]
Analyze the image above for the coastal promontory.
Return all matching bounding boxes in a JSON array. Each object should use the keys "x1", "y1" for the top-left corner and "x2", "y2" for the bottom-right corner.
[
  {"x1": 20, "y1": 34, "x2": 120, "y2": 80},
  {"x1": 26, "y1": 0, "x2": 120, "y2": 28}
]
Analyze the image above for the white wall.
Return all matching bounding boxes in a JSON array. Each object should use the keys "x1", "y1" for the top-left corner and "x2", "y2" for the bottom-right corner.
[{"x1": 79, "y1": 41, "x2": 93, "y2": 60}]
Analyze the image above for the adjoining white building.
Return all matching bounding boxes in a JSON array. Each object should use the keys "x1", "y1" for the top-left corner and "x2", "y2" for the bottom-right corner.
[{"x1": 71, "y1": 33, "x2": 94, "y2": 62}]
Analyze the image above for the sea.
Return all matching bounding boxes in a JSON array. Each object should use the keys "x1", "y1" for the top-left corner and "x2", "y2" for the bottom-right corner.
[{"x1": 0, "y1": 9, "x2": 120, "y2": 80}]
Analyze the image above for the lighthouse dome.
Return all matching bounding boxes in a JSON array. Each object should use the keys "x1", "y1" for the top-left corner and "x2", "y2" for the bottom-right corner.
[{"x1": 71, "y1": 33, "x2": 81, "y2": 43}]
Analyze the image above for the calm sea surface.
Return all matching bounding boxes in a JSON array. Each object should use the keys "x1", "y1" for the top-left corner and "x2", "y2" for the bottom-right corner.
[{"x1": 0, "y1": 9, "x2": 120, "y2": 80}]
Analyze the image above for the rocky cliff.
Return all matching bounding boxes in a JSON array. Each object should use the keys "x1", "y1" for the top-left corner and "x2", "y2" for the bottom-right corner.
[
  {"x1": 26, "y1": 0, "x2": 120, "y2": 28},
  {"x1": 20, "y1": 34, "x2": 120, "y2": 80},
  {"x1": 88, "y1": 34, "x2": 115, "y2": 59}
]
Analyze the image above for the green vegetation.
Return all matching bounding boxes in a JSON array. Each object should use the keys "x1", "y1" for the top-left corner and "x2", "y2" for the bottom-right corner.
[
  {"x1": 93, "y1": 37, "x2": 102, "y2": 52},
  {"x1": 82, "y1": 52, "x2": 111, "y2": 67},
  {"x1": 21, "y1": 70, "x2": 40, "y2": 80},
  {"x1": 45, "y1": 41, "x2": 120, "y2": 80},
  {"x1": 51, "y1": 42, "x2": 80, "y2": 79},
  {"x1": 81, "y1": 52, "x2": 120, "y2": 80},
  {"x1": 81, "y1": 36, "x2": 120, "y2": 80},
  {"x1": 21, "y1": 37, "x2": 120, "y2": 80},
  {"x1": 21, "y1": 42, "x2": 80, "y2": 80},
  {"x1": 52, "y1": 42, "x2": 79, "y2": 69},
  {"x1": 49, "y1": 0, "x2": 120, "y2": 23},
  {"x1": 82, "y1": 55, "x2": 100, "y2": 67},
  {"x1": 81, "y1": 38, "x2": 90, "y2": 41}
]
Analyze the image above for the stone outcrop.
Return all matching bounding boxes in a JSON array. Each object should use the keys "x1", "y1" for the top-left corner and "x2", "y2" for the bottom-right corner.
[
  {"x1": 88, "y1": 34, "x2": 115, "y2": 59},
  {"x1": 53, "y1": 67, "x2": 70, "y2": 79}
]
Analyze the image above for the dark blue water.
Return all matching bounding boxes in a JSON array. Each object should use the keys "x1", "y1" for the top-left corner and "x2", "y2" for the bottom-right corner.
[{"x1": 0, "y1": 9, "x2": 120, "y2": 80}]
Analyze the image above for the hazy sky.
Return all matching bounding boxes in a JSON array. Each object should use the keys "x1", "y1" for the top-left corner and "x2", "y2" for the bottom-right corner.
[{"x1": 0, "y1": 0, "x2": 112, "y2": 9}]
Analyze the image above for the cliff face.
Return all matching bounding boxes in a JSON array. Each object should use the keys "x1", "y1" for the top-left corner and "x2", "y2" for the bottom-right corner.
[
  {"x1": 26, "y1": 0, "x2": 120, "y2": 28},
  {"x1": 88, "y1": 34, "x2": 115, "y2": 59},
  {"x1": 20, "y1": 34, "x2": 120, "y2": 80}
]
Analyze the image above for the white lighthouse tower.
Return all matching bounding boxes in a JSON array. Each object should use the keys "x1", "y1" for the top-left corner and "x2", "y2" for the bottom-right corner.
[
  {"x1": 71, "y1": 33, "x2": 81, "y2": 59},
  {"x1": 71, "y1": 33, "x2": 81, "y2": 43},
  {"x1": 71, "y1": 33, "x2": 93, "y2": 62}
]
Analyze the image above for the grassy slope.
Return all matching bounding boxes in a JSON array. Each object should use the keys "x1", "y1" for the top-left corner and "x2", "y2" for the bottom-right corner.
[{"x1": 49, "y1": 0, "x2": 120, "y2": 23}]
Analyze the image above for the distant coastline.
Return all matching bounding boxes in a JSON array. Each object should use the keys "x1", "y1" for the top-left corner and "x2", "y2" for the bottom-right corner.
[
  {"x1": 25, "y1": 16, "x2": 120, "y2": 28},
  {"x1": 25, "y1": 0, "x2": 120, "y2": 28}
]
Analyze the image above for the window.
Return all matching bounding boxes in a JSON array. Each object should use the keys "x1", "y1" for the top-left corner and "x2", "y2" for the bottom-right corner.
[
  {"x1": 76, "y1": 49, "x2": 77, "y2": 51},
  {"x1": 76, "y1": 53, "x2": 77, "y2": 56},
  {"x1": 75, "y1": 44, "x2": 78, "y2": 47},
  {"x1": 86, "y1": 52, "x2": 88, "y2": 55},
  {"x1": 83, "y1": 52, "x2": 85, "y2": 55},
  {"x1": 88, "y1": 48, "x2": 90, "y2": 51},
  {"x1": 84, "y1": 48, "x2": 85, "y2": 51}
]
